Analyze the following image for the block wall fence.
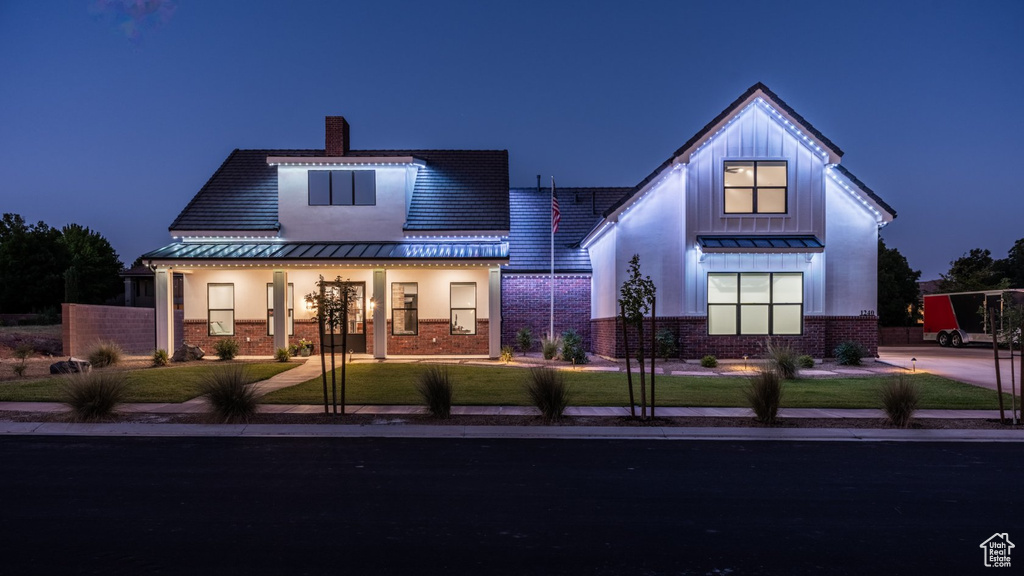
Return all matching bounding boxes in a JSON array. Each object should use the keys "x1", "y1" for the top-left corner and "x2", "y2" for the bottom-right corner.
[
  {"x1": 62, "y1": 303, "x2": 183, "y2": 357},
  {"x1": 501, "y1": 275, "x2": 592, "y2": 351}
]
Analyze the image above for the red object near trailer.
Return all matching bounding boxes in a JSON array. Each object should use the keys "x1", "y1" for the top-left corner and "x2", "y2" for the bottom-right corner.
[{"x1": 923, "y1": 289, "x2": 1024, "y2": 347}]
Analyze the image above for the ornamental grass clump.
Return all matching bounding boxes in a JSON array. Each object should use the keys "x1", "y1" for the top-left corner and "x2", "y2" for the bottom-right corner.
[
  {"x1": 88, "y1": 341, "x2": 123, "y2": 368},
  {"x1": 275, "y1": 347, "x2": 291, "y2": 362},
  {"x1": 541, "y1": 337, "x2": 560, "y2": 361},
  {"x1": 199, "y1": 364, "x2": 261, "y2": 423},
  {"x1": 765, "y1": 339, "x2": 800, "y2": 380},
  {"x1": 500, "y1": 345, "x2": 514, "y2": 363},
  {"x1": 525, "y1": 367, "x2": 571, "y2": 420},
  {"x1": 797, "y1": 355, "x2": 815, "y2": 369},
  {"x1": 60, "y1": 370, "x2": 129, "y2": 422},
  {"x1": 214, "y1": 338, "x2": 240, "y2": 360},
  {"x1": 745, "y1": 368, "x2": 783, "y2": 425},
  {"x1": 416, "y1": 365, "x2": 454, "y2": 419},
  {"x1": 880, "y1": 372, "x2": 920, "y2": 428}
]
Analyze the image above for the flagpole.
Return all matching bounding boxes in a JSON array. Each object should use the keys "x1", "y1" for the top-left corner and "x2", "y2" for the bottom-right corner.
[{"x1": 550, "y1": 176, "x2": 555, "y2": 341}]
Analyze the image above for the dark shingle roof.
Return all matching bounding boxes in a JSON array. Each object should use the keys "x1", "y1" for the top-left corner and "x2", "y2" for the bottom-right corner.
[
  {"x1": 507, "y1": 187, "x2": 627, "y2": 273},
  {"x1": 169, "y1": 148, "x2": 509, "y2": 233},
  {"x1": 832, "y1": 164, "x2": 897, "y2": 218},
  {"x1": 601, "y1": 82, "x2": 846, "y2": 220}
]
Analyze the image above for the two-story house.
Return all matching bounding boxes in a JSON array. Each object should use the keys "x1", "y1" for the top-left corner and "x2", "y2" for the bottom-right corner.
[
  {"x1": 584, "y1": 83, "x2": 895, "y2": 357},
  {"x1": 142, "y1": 83, "x2": 894, "y2": 359}
]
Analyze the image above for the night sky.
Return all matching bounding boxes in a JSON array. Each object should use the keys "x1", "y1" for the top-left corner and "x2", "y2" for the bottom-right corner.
[{"x1": 1, "y1": 1, "x2": 1021, "y2": 279}]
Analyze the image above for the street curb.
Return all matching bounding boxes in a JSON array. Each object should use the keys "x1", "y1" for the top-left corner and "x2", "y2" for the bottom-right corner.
[{"x1": 2, "y1": 422, "x2": 1023, "y2": 442}]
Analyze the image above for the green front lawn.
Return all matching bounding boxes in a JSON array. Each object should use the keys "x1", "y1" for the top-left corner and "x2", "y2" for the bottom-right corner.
[
  {"x1": 261, "y1": 363, "x2": 1013, "y2": 410},
  {"x1": 0, "y1": 362, "x2": 298, "y2": 403}
]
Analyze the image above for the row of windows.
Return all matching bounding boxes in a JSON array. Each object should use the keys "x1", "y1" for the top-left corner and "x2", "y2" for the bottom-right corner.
[
  {"x1": 206, "y1": 282, "x2": 478, "y2": 337},
  {"x1": 308, "y1": 170, "x2": 376, "y2": 206}
]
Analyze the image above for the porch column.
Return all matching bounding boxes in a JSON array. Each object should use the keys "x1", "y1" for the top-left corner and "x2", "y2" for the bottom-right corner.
[
  {"x1": 273, "y1": 269, "x2": 288, "y2": 353},
  {"x1": 488, "y1": 266, "x2": 501, "y2": 359},
  {"x1": 373, "y1": 268, "x2": 386, "y2": 359},
  {"x1": 155, "y1": 268, "x2": 174, "y2": 356}
]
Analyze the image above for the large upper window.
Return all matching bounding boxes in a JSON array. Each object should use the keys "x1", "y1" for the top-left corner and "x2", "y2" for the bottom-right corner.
[
  {"x1": 450, "y1": 283, "x2": 476, "y2": 335},
  {"x1": 308, "y1": 170, "x2": 376, "y2": 206},
  {"x1": 723, "y1": 161, "x2": 787, "y2": 214},
  {"x1": 208, "y1": 284, "x2": 234, "y2": 336},
  {"x1": 266, "y1": 283, "x2": 294, "y2": 336},
  {"x1": 707, "y1": 273, "x2": 802, "y2": 335},
  {"x1": 391, "y1": 283, "x2": 418, "y2": 335}
]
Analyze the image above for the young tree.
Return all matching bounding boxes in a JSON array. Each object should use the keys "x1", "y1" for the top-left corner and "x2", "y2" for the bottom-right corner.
[
  {"x1": 305, "y1": 276, "x2": 358, "y2": 415},
  {"x1": 877, "y1": 238, "x2": 922, "y2": 326},
  {"x1": 619, "y1": 255, "x2": 656, "y2": 419}
]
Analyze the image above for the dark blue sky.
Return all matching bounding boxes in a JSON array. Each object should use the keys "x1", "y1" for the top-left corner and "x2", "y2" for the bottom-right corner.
[{"x1": 1, "y1": 1, "x2": 1021, "y2": 279}]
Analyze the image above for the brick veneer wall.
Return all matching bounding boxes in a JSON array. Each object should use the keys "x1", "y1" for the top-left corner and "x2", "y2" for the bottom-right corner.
[
  {"x1": 62, "y1": 303, "x2": 184, "y2": 356},
  {"x1": 592, "y1": 315, "x2": 879, "y2": 359},
  {"x1": 879, "y1": 326, "x2": 927, "y2": 346},
  {"x1": 501, "y1": 275, "x2": 592, "y2": 350},
  {"x1": 183, "y1": 318, "x2": 489, "y2": 356}
]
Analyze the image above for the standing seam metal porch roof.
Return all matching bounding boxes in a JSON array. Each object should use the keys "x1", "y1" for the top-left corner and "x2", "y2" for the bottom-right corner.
[{"x1": 143, "y1": 241, "x2": 509, "y2": 261}]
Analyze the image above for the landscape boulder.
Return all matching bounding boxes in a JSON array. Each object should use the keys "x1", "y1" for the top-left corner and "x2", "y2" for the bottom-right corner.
[
  {"x1": 49, "y1": 357, "x2": 92, "y2": 374},
  {"x1": 172, "y1": 343, "x2": 205, "y2": 362}
]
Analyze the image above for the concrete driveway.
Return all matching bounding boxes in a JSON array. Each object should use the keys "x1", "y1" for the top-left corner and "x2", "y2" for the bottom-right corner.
[{"x1": 879, "y1": 345, "x2": 1022, "y2": 393}]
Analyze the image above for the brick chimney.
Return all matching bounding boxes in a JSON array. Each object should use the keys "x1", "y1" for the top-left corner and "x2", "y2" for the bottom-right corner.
[{"x1": 325, "y1": 116, "x2": 349, "y2": 156}]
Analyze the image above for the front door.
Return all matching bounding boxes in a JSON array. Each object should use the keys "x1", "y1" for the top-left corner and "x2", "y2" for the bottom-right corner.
[{"x1": 324, "y1": 282, "x2": 367, "y2": 353}]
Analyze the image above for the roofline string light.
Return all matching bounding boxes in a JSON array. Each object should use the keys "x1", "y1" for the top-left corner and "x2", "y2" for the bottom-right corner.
[{"x1": 824, "y1": 166, "x2": 887, "y2": 227}]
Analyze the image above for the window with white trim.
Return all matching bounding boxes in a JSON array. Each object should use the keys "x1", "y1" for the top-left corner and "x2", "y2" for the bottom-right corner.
[
  {"x1": 208, "y1": 284, "x2": 234, "y2": 336},
  {"x1": 267, "y1": 283, "x2": 294, "y2": 336},
  {"x1": 391, "y1": 283, "x2": 418, "y2": 335},
  {"x1": 450, "y1": 283, "x2": 476, "y2": 335},
  {"x1": 707, "y1": 273, "x2": 803, "y2": 335},
  {"x1": 724, "y1": 161, "x2": 787, "y2": 214}
]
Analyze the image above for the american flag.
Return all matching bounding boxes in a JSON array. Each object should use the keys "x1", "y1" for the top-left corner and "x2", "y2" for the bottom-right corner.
[{"x1": 551, "y1": 180, "x2": 560, "y2": 234}]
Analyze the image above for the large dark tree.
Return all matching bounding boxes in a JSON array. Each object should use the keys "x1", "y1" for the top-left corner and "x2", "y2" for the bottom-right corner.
[
  {"x1": 938, "y1": 248, "x2": 1008, "y2": 293},
  {"x1": 877, "y1": 238, "x2": 921, "y2": 326},
  {"x1": 59, "y1": 223, "x2": 124, "y2": 305},
  {"x1": 995, "y1": 238, "x2": 1024, "y2": 289},
  {"x1": 0, "y1": 213, "x2": 124, "y2": 313}
]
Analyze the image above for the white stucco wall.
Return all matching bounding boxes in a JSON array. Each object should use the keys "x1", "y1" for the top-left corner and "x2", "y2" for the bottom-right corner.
[
  {"x1": 276, "y1": 165, "x2": 415, "y2": 242},
  {"x1": 589, "y1": 228, "x2": 618, "y2": 319},
  {"x1": 181, "y1": 266, "x2": 491, "y2": 323},
  {"x1": 824, "y1": 178, "x2": 879, "y2": 315}
]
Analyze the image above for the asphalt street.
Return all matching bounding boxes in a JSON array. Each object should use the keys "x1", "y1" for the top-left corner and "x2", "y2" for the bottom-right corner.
[{"x1": 1, "y1": 436, "x2": 1020, "y2": 575}]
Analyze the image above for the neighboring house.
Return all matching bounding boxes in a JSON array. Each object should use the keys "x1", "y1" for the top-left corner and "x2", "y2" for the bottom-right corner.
[
  {"x1": 583, "y1": 83, "x2": 895, "y2": 357},
  {"x1": 143, "y1": 83, "x2": 894, "y2": 358},
  {"x1": 120, "y1": 265, "x2": 183, "y2": 309}
]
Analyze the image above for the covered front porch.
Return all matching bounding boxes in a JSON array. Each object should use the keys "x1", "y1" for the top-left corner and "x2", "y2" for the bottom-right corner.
[{"x1": 143, "y1": 240, "x2": 507, "y2": 359}]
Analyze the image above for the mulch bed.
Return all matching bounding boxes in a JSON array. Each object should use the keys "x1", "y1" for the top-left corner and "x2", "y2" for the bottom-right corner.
[{"x1": 0, "y1": 410, "x2": 1018, "y2": 430}]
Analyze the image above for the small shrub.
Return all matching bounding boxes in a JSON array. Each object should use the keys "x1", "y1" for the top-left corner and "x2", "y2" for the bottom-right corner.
[
  {"x1": 199, "y1": 364, "x2": 261, "y2": 423},
  {"x1": 700, "y1": 355, "x2": 718, "y2": 368},
  {"x1": 542, "y1": 337, "x2": 560, "y2": 360},
  {"x1": 214, "y1": 338, "x2": 240, "y2": 360},
  {"x1": 834, "y1": 340, "x2": 867, "y2": 366},
  {"x1": 153, "y1": 349, "x2": 170, "y2": 367},
  {"x1": 500, "y1": 345, "x2": 514, "y2": 363},
  {"x1": 60, "y1": 370, "x2": 129, "y2": 421},
  {"x1": 655, "y1": 329, "x2": 679, "y2": 360},
  {"x1": 525, "y1": 367, "x2": 571, "y2": 420},
  {"x1": 765, "y1": 339, "x2": 799, "y2": 380},
  {"x1": 881, "y1": 373, "x2": 920, "y2": 428},
  {"x1": 88, "y1": 341, "x2": 123, "y2": 368},
  {"x1": 12, "y1": 363, "x2": 27, "y2": 377},
  {"x1": 798, "y1": 355, "x2": 815, "y2": 369},
  {"x1": 516, "y1": 327, "x2": 533, "y2": 353},
  {"x1": 14, "y1": 343, "x2": 33, "y2": 361},
  {"x1": 275, "y1": 347, "x2": 291, "y2": 362},
  {"x1": 745, "y1": 369, "x2": 783, "y2": 425},
  {"x1": 560, "y1": 329, "x2": 589, "y2": 365},
  {"x1": 416, "y1": 366, "x2": 454, "y2": 419}
]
